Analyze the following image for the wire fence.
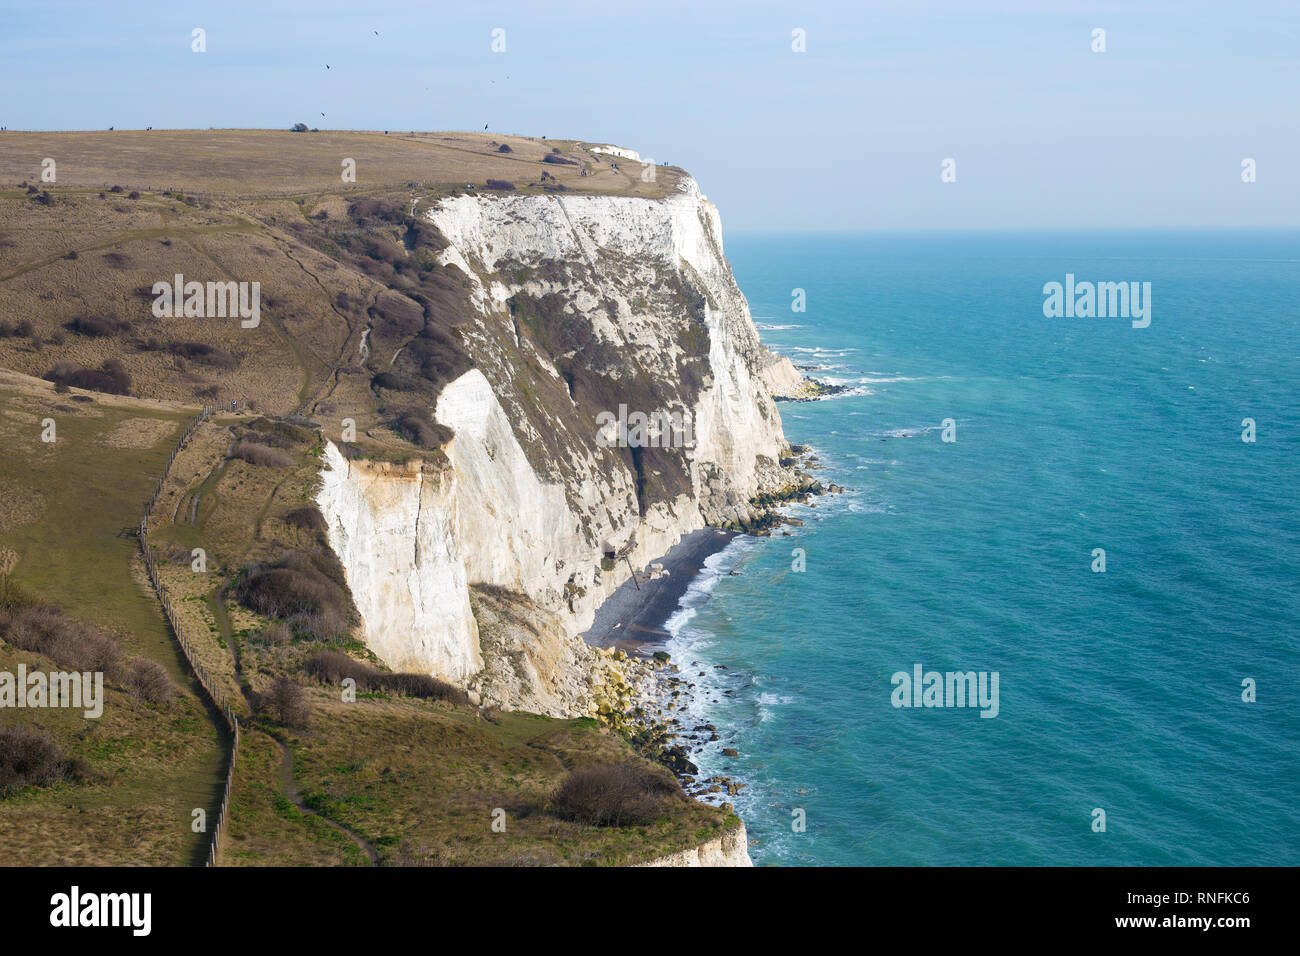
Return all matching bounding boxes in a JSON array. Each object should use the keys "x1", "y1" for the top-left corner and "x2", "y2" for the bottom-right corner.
[{"x1": 136, "y1": 406, "x2": 240, "y2": 866}]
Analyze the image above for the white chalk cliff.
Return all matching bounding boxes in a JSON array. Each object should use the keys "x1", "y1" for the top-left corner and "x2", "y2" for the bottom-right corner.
[{"x1": 317, "y1": 175, "x2": 803, "y2": 701}]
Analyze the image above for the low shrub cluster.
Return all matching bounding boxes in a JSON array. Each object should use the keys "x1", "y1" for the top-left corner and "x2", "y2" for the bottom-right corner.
[
  {"x1": 1, "y1": 603, "x2": 122, "y2": 674},
  {"x1": 0, "y1": 600, "x2": 174, "y2": 704},
  {"x1": 123, "y1": 658, "x2": 174, "y2": 704},
  {"x1": 258, "y1": 676, "x2": 310, "y2": 727},
  {"x1": 393, "y1": 406, "x2": 452, "y2": 448},
  {"x1": 369, "y1": 292, "x2": 425, "y2": 338},
  {"x1": 166, "y1": 341, "x2": 238, "y2": 370},
  {"x1": 231, "y1": 440, "x2": 295, "y2": 468},
  {"x1": 282, "y1": 506, "x2": 327, "y2": 533},
  {"x1": 43, "y1": 359, "x2": 132, "y2": 395},
  {"x1": 66, "y1": 315, "x2": 130, "y2": 338},
  {"x1": 303, "y1": 650, "x2": 469, "y2": 704},
  {"x1": 0, "y1": 726, "x2": 86, "y2": 796},
  {"x1": 233, "y1": 551, "x2": 352, "y2": 641},
  {"x1": 550, "y1": 762, "x2": 683, "y2": 827},
  {"x1": 370, "y1": 370, "x2": 420, "y2": 392}
]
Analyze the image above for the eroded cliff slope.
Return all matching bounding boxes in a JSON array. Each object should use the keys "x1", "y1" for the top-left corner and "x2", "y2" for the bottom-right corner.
[{"x1": 317, "y1": 173, "x2": 804, "y2": 707}]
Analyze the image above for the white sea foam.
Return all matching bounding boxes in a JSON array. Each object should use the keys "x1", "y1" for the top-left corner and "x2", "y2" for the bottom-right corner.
[
  {"x1": 880, "y1": 424, "x2": 943, "y2": 438},
  {"x1": 663, "y1": 537, "x2": 753, "y2": 640}
]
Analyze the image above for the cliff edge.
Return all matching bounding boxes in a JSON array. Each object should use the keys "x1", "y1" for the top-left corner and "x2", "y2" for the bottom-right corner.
[{"x1": 317, "y1": 169, "x2": 808, "y2": 705}]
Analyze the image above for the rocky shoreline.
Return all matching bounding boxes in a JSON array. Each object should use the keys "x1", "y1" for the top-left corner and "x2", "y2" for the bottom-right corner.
[
  {"x1": 773, "y1": 376, "x2": 854, "y2": 402},
  {"x1": 580, "y1": 442, "x2": 844, "y2": 819}
]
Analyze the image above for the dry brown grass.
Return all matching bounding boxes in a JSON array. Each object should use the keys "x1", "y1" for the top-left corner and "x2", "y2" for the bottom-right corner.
[
  {"x1": 0, "y1": 130, "x2": 683, "y2": 200},
  {"x1": 100, "y1": 415, "x2": 176, "y2": 448}
]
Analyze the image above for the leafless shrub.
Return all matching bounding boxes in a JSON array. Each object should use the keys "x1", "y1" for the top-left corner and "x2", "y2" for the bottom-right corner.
[
  {"x1": 234, "y1": 551, "x2": 351, "y2": 640},
  {"x1": 260, "y1": 676, "x2": 310, "y2": 727},
  {"x1": 303, "y1": 650, "x2": 469, "y2": 704},
  {"x1": 283, "y1": 506, "x2": 327, "y2": 533},
  {"x1": 0, "y1": 603, "x2": 123, "y2": 677},
  {"x1": 167, "y1": 341, "x2": 238, "y2": 370},
  {"x1": 43, "y1": 360, "x2": 132, "y2": 395},
  {"x1": 551, "y1": 762, "x2": 682, "y2": 827},
  {"x1": 393, "y1": 406, "x2": 451, "y2": 448},
  {"x1": 124, "y1": 657, "x2": 174, "y2": 704},
  {"x1": 0, "y1": 726, "x2": 82, "y2": 796},
  {"x1": 231, "y1": 441, "x2": 295, "y2": 468},
  {"x1": 66, "y1": 315, "x2": 129, "y2": 337}
]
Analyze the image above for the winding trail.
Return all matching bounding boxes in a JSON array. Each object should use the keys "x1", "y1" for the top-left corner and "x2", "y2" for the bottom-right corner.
[{"x1": 275, "y1": 739, "x2": 379, "y2": 865}]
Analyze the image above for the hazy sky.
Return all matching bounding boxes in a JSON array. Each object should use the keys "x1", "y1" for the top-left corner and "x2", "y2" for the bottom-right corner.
[{"x1": 3, "y1": 0, "x2": 1297, "y2": 232}]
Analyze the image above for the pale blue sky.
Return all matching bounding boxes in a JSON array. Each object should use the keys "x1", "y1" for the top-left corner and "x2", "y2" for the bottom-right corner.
[{"x1": 2, "y1": 0, "x2": 1296, "y2": 231}]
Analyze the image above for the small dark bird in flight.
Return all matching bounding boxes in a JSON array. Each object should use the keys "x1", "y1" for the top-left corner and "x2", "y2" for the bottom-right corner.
[
  {"x1": 326, "y1": 64, "x2": 330, "y2": 69},
  {"x1": 484, "y1": 124, "x2": 489, "y2": 130}
]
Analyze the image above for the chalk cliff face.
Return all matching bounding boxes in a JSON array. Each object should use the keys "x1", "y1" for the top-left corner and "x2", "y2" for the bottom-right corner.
[
  {"x1": 315, "y1": 443, "x2": 482, "y2": 682},
  {"x1": 317, "y1": 175, "x2": 800, "y2": 700},
  {"x1": 639, "y1": 820, "x2": 753, "y2": 867}
]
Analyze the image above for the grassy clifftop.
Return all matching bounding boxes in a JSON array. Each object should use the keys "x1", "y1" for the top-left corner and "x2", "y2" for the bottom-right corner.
[
  {"x1": 0, "y1": 130, "x2": 688, "y2": 462},
  {"x1": 0, "y1": 129, "x2": 683, "y2": 200}
]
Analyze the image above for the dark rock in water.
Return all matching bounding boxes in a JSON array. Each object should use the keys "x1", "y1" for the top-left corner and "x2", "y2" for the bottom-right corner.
[
  {"x1": 722, "y1": 748, "x2": 739, "y2": 757},
  {"x1": 704, "y1": 724, "x2": 716, "y2": 731},
  {"x1": 659, "y1": 744, "x2": 698, "y2": 776}
]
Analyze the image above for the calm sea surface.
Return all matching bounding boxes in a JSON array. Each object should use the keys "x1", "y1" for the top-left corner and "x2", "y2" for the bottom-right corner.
[{"x1": 664, "y1": 231, "x2": 1300, "y2": 865}]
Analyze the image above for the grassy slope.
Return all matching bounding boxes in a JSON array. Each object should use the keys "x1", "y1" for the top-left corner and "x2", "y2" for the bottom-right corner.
[{"x1": 0, "y1": 375, "x2": 225, "y2": 865}]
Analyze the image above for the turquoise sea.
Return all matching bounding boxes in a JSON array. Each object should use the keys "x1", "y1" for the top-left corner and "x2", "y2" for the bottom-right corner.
[{"x1": 667, "y1": 231, "x2": 1300, "y2": 865}]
